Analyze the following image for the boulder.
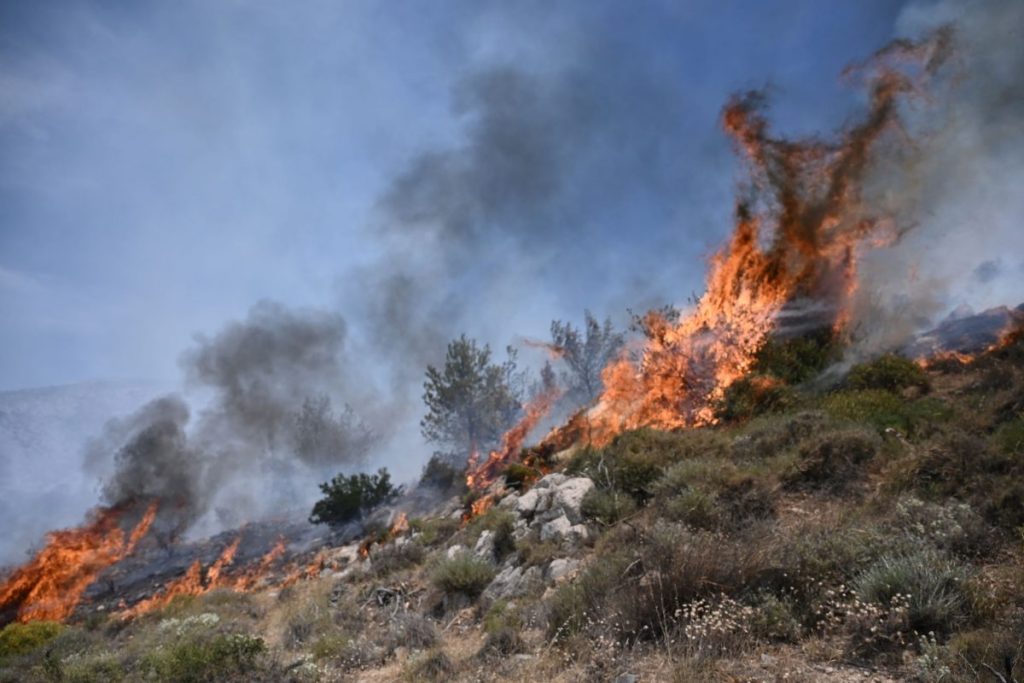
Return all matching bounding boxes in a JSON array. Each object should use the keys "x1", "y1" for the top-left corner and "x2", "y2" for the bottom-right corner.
[
  {"x1": 515, "y1": 488, "x2": 541, "y2": 515},
  {"x1": 534, "y1": 473, "x2": 568, "y2": 489},
  {"x1": 540, "y1": 515, "x2": 573, "y2": 542},
  {"x1": 553, "y1": 477, "x2": 594, "y2": 524},
  {"x1": 546, "y1": 558, "x2": 580, "y2": 583},
  {"x1": 474, "y1": 530, "x2": 495, "y2": 562},
  {"x1": 482, "y1": 565, "x2": 542, "y2": 602}
]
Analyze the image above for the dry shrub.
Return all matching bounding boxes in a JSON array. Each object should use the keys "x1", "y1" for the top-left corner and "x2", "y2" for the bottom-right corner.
[
  {"x1": 782, "y1": 427, "x2": 881, "y2": 493},
  {"x1": 404, "y1": 648, "x2": 456, "y2": 682}
]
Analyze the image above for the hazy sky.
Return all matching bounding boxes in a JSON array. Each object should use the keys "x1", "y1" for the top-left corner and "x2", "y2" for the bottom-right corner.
[{"x1": 0, "y1": 0, "x2": 1011, "y2": 392}]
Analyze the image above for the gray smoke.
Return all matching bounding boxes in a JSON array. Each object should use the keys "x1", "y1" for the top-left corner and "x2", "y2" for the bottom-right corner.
[
  {"x1": 850, "y1": 0, "x2": 1024, "y2": 351},
  {"x1": 84, "y1": 301, "x2": 377, "y2": 537}
]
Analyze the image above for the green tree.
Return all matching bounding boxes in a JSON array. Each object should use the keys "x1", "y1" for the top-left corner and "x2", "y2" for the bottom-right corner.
[
  {"x1": 421, "y1": 335, "x2": 522, "y2": 466},
  {"x1": 550, "y1": 311, "x2": 625, "y2": 406},
  {"x1": 308, "y1": 468, "x2": 399, "y2": 526}
]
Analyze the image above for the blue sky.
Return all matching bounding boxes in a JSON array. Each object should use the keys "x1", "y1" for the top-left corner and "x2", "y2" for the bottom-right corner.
[{"x1": 0, "y1": 0, "x2": 1009, "y2": 392}]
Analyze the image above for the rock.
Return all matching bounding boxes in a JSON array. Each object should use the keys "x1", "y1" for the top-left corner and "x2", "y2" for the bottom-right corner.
[
  {"x1": 553, "y1": 477, "x2": 594, "y2": 524},
  {"x1": 446, "y1": 545, "x2": 467, "y2": 560},
  {"x1": 540, "y1": 515, "x2": 572, "y2": 542},
  {"x1": 612, "y1": 674, "x2": 638, "y2": 683},
  {"x1": 474, "y1": 531, "x2": 495, "y2": 561},
  {"x1": 515, "y1": 488, "x2": 540, "y2": 515},
  {"x1": 568, "y1": 524, "x2": 589, "y2": 543},
  {"x1": 535, "y1": 473, "x2": 568, "y2": 489},
  {"x1": 546, "y1": 558, "x2": 579, "y2": 583},
  {"x1": 482, "y1": 565, "x2": 542, "y2": 602},
  {"x1": 497, "y1": 492, "x2": 520, "y2": 510}
]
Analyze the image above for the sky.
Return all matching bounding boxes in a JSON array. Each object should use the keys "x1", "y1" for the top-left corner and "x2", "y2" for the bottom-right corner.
[{"x1": 0, "y1": 0, "x2": 914, "y2": 392}]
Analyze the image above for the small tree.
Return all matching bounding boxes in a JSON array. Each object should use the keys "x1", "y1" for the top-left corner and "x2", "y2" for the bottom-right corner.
[
  {"x1": 550, "y1": 311, "x2": 625, "y2": 406},
  {"x1": 421, "y1": 335, "x2": 522, "y2": 466},
  {"x1": 308, "y1": 468, "x2": 399, "y2": 526}
]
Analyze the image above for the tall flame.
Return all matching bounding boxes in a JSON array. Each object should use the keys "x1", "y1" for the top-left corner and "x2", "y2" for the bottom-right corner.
[
  {"x1": 0, "y1": 502, "x2": 157, "y2": 623},
  {"x1": 578, "y1": 31, "x2": 951, "y2": 446}
]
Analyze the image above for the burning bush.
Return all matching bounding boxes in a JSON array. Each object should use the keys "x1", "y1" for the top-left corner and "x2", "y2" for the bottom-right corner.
[
  {"x1": 715, "y1": 374, "x2": 797, "y2": 423},
  {"x1": 308, "y1": 468, "x2": 399, "y2": 527}
]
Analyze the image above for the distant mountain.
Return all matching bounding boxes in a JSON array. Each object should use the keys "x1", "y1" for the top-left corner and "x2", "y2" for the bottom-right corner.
[{"x1": 0, "y1": 380, "x2": 167, "y2": 565}]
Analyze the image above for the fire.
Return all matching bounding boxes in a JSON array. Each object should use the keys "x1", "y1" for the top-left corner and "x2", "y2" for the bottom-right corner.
[
  {"x1": 570, "y1": 31, "x2": 951, "y2": 447},
  {"x1": 0, "y1": 502, "x2": 157, "y2": 624},
  {"x1": 389, "y1": 511, "x2": 409, "y2": 537},
  {"x1": 464, "y1": 387, "x2": 561, "y2": 497}
]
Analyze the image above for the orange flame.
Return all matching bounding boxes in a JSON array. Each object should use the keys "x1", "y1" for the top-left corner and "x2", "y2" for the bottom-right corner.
[
  {"x1": 389, "y1": 511, "x2": 409, "y2": 537},
  {"x1": 0, "y1": 502, "x2": 157, "y2": 623},
  {"x1": 572, "y1": 31, "x2": 950, "y2": 447}
]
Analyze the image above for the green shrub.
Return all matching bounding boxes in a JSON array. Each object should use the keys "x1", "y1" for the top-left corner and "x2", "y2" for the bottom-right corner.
[
  {"x1": 993, "y1": 418, "x2": 1024, "y2": 454},
  {"x1": 823, "y1": 390, "x2": 951, "y2": 437},
  {"x1": 847, "y1": 354, "x2": 930, "y2": 393},
  {"x1": 408, "y1": 516, "x2": 460, "y2": 547},
  {"x1": 547, "y1": 552, "x2": 631, "y2": 639},
  {"x1": 309, "y1": 468, "x2": 400, "y2": 526},
  {"x1": 0, "y1": 621, "x2": 63, "y2": 660},
  {"x1": 579, "y1": 488, "x2": 638, "y2": 525},
  {"x1": 716, "y1": 375, "x2": 797, "y2": 422},
  {"x1": 143, "y1": 633, "x2": 266, "y2": 683},
  {"x1": 782, "y1": 428, "x2": 881, "y2": 493},
  {"x1": 854, "y1": 548, "x2": 971, "y2": 635},
  {"x1": 431, "y1": 553, "x2": 496, "y2": 598},
  {"x1": 502, "y1": 462, "x2": 540, "y2": 491},
  {"x1": 418, "y1": 455, "x2": 464, "y2": 492},
  {"x1": 752, "y1": 329, "x2": 843, "y2": 384}
]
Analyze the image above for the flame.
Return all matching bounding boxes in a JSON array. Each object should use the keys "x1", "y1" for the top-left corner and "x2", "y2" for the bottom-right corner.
[
  {"x1": 389, "y1": 511, "x2": 409, "y2": 537},
  {"x1": 568, "y1": 31, "x2": 950, "y2": 447},
  {"x1": 0, "y1": 502, "x2": 157, "y2": 623},
  {"x1": 466, "y1": 388, "x2": 561, "y2": 493}
]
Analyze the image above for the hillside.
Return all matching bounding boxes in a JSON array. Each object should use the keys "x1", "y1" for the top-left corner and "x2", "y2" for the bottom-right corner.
[{"x1": 1, "y1": 328, "x2": 1023, "y2": 683}]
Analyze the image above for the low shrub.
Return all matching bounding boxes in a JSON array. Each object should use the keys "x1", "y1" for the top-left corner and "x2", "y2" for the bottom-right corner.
[
  {"x1": 430, "y1": 552, "x2": 496, "y2": 598},
  {"x1": 783, "y1": 428, "x2": 881, "y2": 494},
  {"x1": 142, "y1": 633, "x2": 267, "y2": 683},
  {"x1": 418, "y1": 455, "x2": 464, "y2": 492},
  {"x1": 579, "y1": 488, "x2": 638, "y2": 525},
  {"x1": 752, "y1": 328, "x2": 844, "y2": 385},
  {"x1": 388, "y1": 613, "x2": 438, "y2": 650},
  {"x1": 502, "y1": 462, "x2": 540, "y2": 491},
  {"x1": 847, "y1": 354, "x2": 930, "y2": 394},
  {"x1": 515, "y1": 536, "x2": 562, "y2": 568},
  {"x1": 716, "y1": 375, "x2": 798, "y2": 422},
  {"x1": 408, "y1": 516, "x2": 460, "y2": 547},
  {"x1": 369, "y1": 540, "x2": 426, "y2": 577},
  {"x1": 854, "y1": 547, "x2": 971, "y2": 636},
  {"x1": 404, "y1": 649, "x2": 455, "y2": 682},
  {"x1": 993, "y1": 418, "x2": 1024, "y2": 454},
  {"x1": 477, "y1": 627, "x2": 525, "y2": 658},
  {"x1": 309, "y1": 468, "x2": 400, "y2": 527},
  {"x1": 823, "y1": 390, "x2": 952, "y2": 437},
  {"x1": 0, "y1": 621, "x2": 63, "y2": 660}
]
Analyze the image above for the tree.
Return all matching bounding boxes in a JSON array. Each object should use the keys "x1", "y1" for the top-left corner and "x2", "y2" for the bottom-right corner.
[
  {"x1": 291, "y1": 394, "x2": 375, "y2": 468},
  {"x1": 550, "y1": 311, "x2": 625, "y2": 406},
  {"x1": 421, "y1": 335, "x2": 522, "y2": 466},
  {"x1": 308, "y1": 468, "x2": 399, "y2": 526}
]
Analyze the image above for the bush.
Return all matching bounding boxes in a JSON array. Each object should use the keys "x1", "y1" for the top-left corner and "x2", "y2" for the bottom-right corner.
[
  {"x1": 431, "y1": 552, "x2": 496, "y2": 598},
  {"x1": 309, "y1": 468, "x2": 399, "y2": 526},
  {"x1": 501, "y1": 462, "x2": 540, "y2": 491},
  {"x1": 0, "y1": 621, "x2": 63, "y2": 660},
  {"x1": 752, "y1": 328, "x2": 843, "y2": 384},
  {"x1": 854, "y1": 548, "x2": 971, "y2": 636},
  {"x1": 418, "y1": 455, "x2": 464, "y2": 492},
  {"x1": 847, "y1": 354, "x2": 930, "y2": 394},
  {"x1": 404, "y1": 649, "x2": 455, "y2": 682},
  {"x1": 580, "y1": 488, "x2": 638, "y2": 525},
  {"x1": 716, "y1": 375, "x2": 797, "y2": 422},
  {"x1": 823, "y1": 390, "x2": 952, "y2": 437},
  {"x1": 143, "y1": 633, "x2": 266, "y2": 682},
  {"x1": 782, "y1": 428, "x2": 881, "y2": 493},
  {"x1": 370, "y1": 541, "x2": 426, "y2": 577},
  {"x1": 993, "y1": 418, "x2": 1024, "y2": 454},
  {"x1": 408, "y1": 516, "x2": 460, "y2": 547}
]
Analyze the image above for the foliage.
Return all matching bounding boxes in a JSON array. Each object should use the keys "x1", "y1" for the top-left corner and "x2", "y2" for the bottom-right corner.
[
  {"x1": 417, "y1": 454, "x2": 464, "y2": 492},
  {"x1": 846, "y1": 354, "x2": 930, "y2": 393},
  {"x1": 0, "y1": 621, "x2": 63, "y2": 660},
  {"x1": 854, "y1": 548, "x2": 971, "y2": 635},
  {"x1": 430, "y1": 552, "x2": 496, "y2": 598},
  {"x1": 308, "y1": 468, "x2": 399, "y2": 526},
  {"x1": 716, "y1": 374, "x2": 797, "y2": 422},
  {"x1": 823, "y1": 390, "x2": 952, "y2": 437},
  {"x1": 994, "y1": 417, "x2": 1024, "y2": 454},
  {"x1": 421, "y1": 335, "x2": 522, "y2": 465},
  {"x1": 580, "y1": 488, "x2": 638, "y2": 525},
  {"x1": 142, "y1": 633, "x2": 266, "y2": 683},
  {"x1": 501, "y1": 462, "x2": 540, "y2": 491},
  {"x1": 549, "y1": 311, "x2": 625, "y2": 406},
  {"x1": 404, "y1": 649, "x2": 456, "y2": 682},
  {"x1": 782, "y1": 428, "x2": 881, "y2": 493},
  {"x1": 408, "y1": 516, "x2": 460, "y2": 547},
  {"x1": 291, "y1": 394, "x2": 375, "y2": 467},
  {"x1": 751, "y1": 328, "x2": 844, "y2": 385}
]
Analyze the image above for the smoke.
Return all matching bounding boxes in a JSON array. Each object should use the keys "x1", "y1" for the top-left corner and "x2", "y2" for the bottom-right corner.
[
  {"x1": 850, "y1": 0, "x2": 1024, "y2": 348},
  {"x1": 83, "y1": 301, "x2": 377, "y2": 539}
]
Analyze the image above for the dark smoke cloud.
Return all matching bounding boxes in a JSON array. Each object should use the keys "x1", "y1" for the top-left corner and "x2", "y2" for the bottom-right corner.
[{"x1": 84, "y1": 302, "x2": 377, "y2": 538}]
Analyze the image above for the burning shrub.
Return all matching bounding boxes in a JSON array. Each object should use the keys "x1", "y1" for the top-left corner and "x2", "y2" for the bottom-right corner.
[
  {"x1": 308, "y1": 468, "x2": 399, "y2": 527},
  {"x1": 430, "y1": 552, "x2": 496, "y2": 599},
  {"x1": 853, "y1": 547, "x2": 971, "y2": 637},
  {"x1": 847, "y1": 354, "x2": 930, "y2": 394},
  {"x1": 782, "y1": 428, "x2": 881, "y2": 494},
  {"x1": 0, "y1": 620, "x2": 63, "y2": 661}
]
